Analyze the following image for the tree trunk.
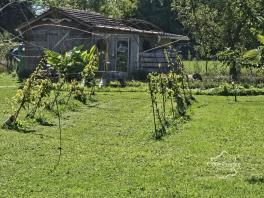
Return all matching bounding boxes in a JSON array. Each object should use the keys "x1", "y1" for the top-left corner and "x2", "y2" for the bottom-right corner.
[
  {"x1": 205, "y1": 60, "x2": 208, "y2": 75},
  {"x1": 229, "y1": 62, "x2": 238, "y2": 82}
]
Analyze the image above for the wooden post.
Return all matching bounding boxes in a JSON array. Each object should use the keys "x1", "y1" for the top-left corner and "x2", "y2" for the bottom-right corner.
[
  {"x1": 232, "y1": 82, "x2": 238, "y2": 102},
  {"x1": 205, "y1": 60, "x2": 208, "y2": 76}
]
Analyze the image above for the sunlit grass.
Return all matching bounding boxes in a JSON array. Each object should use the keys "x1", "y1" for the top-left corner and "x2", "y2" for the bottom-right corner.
[{"x1": 0, "y1": 75, "x2": 264, "y2": 197}]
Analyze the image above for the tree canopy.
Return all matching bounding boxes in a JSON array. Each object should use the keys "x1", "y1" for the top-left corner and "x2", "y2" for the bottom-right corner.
[
  {"x1": 34, "y1": 0, "x2": 138, "y2": 19},
  {"x1": 172, "y1": 0, "x2": 264, "y2": 58}
]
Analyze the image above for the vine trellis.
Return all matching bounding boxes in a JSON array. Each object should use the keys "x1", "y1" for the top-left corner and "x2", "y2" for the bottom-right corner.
[
  {"x1": 2, "y1": 45, "x2": 99, "y2": 169},
  {"x1": 2, "y1": 45, "x2": 98, "y2": 129},
  {"x1": 148, "y1": 47, "x2": 195, "y2": 139}
]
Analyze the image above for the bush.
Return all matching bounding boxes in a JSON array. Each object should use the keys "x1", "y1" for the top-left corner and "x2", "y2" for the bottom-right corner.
[
  {"x1": 194, "y1": 83, "x2": 264, "y2": 96},
  {"x1": 0, "y1": 65, "x2": 6, "y2": 73}
]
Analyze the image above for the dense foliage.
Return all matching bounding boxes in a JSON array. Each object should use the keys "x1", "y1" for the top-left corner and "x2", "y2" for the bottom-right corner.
[
  {"x1": 2, "y1": 45, "x2": 99, "y2": 130},
  {"x1": 0, "y1": 32, "x2": 16, "y2": 59},
  {"x1": 194, "y1": 83, "x2": 264, "y2": 96},
  {"x1": 172, "y1": 0, "x2": 264, "y2": 55},
  {"x1": 136, "y1": 0, "x2": 185, "y2": 34},
  {"x1": 148, "y1": 48, "x2": 194, "y2": 139},
  {"x1": 244, "y1": 34, "x2": 264, "y2": 67},
  {"x1": 34, "y1": 0, "x2": 137, "y2": 19}
]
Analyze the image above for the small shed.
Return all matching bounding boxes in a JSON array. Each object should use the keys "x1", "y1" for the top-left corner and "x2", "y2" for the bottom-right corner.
[{"x1": 16, "y1": 7, "x2": 189, "y2": 79}]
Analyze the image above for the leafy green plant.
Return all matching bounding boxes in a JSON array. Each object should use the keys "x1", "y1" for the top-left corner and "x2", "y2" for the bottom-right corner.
[
  {"x1": 0, "y1": 32, "x2": 17, "y2": 73},
  {"x1": 243, "y1": 34, "x2": 264, "y2": 67},
  {"x1": 45, "y1": 45, "x2": 98, "y2": 80},
  {"x1": 148, "y1": 48, "x2": 195, "y2": 139},
  {"x1": 217, "y1": 48, "x2": 243, "y2": 81},
  {"x1": 194, "y1": 83, "x2": 264, "y2": 96},
  {"x1": 2, "y1": 45, "x2": 99, "y2": 130},
  {"x1": 2, "y1": 45, "x2": 99, "y2": 171},
  {"x1": 148, "y1": 73, "x2": 166, "y2": 139}
]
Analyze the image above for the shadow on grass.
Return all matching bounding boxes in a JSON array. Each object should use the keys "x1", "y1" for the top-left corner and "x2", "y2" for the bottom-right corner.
[
  {"x1": 197, "y1": 104, "x2": 208, "y2": 108},
  {"x1": 2, "y1": 120, "x2": 36, "y2": 133},
  {"x1": 86, "y1": 103, "x2": 99, "y2": 108},
  {"x1": 36, "y1": 118, "x2": 55, "y2": 127},
  {"x1": 3, "y1": 126, "x2": 36, "y2": 133},
  {"x1": 246, "y1": 176, "x2": 264, "y2": 184},
  {"x1": 154, "y1": 115, "x2": 191, "y2": 140}
]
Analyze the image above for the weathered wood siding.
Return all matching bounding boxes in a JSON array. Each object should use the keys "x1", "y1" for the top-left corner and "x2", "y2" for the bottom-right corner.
[
  {"x1": 139, "y1": 49, "x2": 177, "y2": 72},
  {"x1": 21, "y1": 12, "x2": 92, "y2": 72}
]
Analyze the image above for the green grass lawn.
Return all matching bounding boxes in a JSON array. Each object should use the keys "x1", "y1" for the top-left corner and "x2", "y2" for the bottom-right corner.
[
  {"x1": 0, "y1": 73, "x2": 19, "y2": 87},
  {"x1": 183, "y1": 61, "x2": 228, "y2": 76},
  {"x1": 183, "y1": 60, "x2": 264, "y2": 81},
  {"x1": 1, "y1": 76, "x2": 264, "y2": 197}
]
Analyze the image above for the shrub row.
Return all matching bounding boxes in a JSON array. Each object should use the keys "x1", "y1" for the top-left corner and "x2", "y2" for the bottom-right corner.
[{"x1": 194, "y1": 83, "x2": 264, "y2": 96}]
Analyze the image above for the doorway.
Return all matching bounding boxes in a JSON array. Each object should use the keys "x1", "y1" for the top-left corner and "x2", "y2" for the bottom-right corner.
[{"x1": 116, "y1": 38, "x2": 129, "y2": 72}]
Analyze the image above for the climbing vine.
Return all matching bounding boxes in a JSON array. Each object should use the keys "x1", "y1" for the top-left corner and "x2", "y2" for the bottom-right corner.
[
  {"x1": 2, "y1": 45, "x2": 99, "y2": 129},
  {"x1": 148, "y1": 47, "x2": 195, "y2": 139},
  {"x1": 2, "y1": 45, "x2": 98, "y2": 170}
]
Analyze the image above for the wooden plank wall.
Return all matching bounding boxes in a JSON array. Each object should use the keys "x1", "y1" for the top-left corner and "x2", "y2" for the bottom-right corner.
[
  {"x1": 140, "y1": 52, "x2": 177, "y2": 72},
  {"x1": 23, "y1": 25, "x2": 92, "y2": 72}
]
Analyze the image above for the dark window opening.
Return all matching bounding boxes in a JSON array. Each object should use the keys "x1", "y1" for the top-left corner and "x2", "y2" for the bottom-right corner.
[
  {"x1": 142, "y1": 40, "x2": 152, "y2": 52},
  {"x1": 96, "y1": 39, "x2": 107, "y2": 51},
  {"x1": 96, "y1": 39, "x2": 108, "y2": 71}
]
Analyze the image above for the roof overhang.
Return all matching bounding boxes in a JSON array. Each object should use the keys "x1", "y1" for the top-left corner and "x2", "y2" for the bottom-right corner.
[
  {"x1": 95, "y1": 25, "x2": 189, "y2": 41},
  {"x1": 16, "y1": 7, "x2": 189, "y2": 42},
  {"x1": 16, "y1": 7, "x2": 95, "y2": 33}
]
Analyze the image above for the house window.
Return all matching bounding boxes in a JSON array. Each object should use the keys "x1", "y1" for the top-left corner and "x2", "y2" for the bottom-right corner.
[{"x1": 96, "y1": 39, "x2": 107, "y2": 51}]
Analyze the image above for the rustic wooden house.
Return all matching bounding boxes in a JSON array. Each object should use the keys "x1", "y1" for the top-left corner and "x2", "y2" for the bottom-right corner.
[{"x1": 16, "y1": 7, "x2": 189, "y2": 79}]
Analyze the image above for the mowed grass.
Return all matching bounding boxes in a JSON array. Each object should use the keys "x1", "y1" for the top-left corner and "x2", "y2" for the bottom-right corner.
[
  {"x1": 1, "y1": 76, "x2": 264, "y2": 197},
  {"x1": 0, "y1": 73, "x2": 18, "y2": 87},
  {"x1": 183, "y1": 60, "x2": 264, "y2": 80}
]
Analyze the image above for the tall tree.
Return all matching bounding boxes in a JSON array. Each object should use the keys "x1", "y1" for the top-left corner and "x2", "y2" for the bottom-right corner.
[
  {"x1": 172, "y1": 0, "x2": 264, "y2": 78},
  {"x1": 172, "y1": 0, "x2": 264, "y2": 53},
  {"x1": 136, "y1": 0, "x2": 184, "y2": 34},
  {"x1": 35, "y1": 0, "x2": 137, "y2": 19}
]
